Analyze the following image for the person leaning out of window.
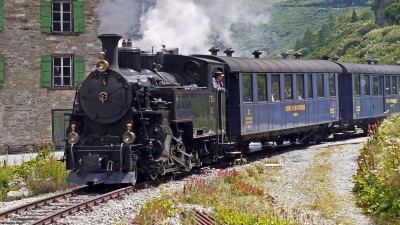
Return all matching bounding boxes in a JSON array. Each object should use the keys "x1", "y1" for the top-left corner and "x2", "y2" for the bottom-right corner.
[{"x1": 212, "y1": 71, "x2": 226, "y2": 92}]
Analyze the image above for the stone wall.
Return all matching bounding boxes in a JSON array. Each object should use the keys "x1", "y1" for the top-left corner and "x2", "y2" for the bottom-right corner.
[{"x1": 0, "y1": 0, "x2": 102, "y2": 147}]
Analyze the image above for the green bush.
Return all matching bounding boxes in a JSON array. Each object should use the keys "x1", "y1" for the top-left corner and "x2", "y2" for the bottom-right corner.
[{"x1": 354, "y1": 113, "x2": 400, "y2": 222}]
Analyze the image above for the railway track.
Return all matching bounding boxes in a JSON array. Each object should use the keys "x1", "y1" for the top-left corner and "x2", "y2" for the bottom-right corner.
[{"x1": 0, "y1": 185, "x2": 140, "y2": 225}]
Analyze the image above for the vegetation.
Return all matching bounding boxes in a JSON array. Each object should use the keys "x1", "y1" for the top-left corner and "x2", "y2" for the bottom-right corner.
[
  {"x1": 354, "y1": 114, "x2": 400, "y2": 224},
  {"x1": 0, "y1": 143, "x2": 73, "y2": 201},
  {"x1": 133, "y1": 158, "x2": 343, "y2": 225}
]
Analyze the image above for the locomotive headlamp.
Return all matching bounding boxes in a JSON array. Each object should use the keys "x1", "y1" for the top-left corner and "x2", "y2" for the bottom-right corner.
[
  {"x1": 122, "y1": 123, "x2": 136, "y2": 144},
  {"x1": 96, "y1": 49, "x2": 109, "y2": 72},
  {"x1": 68, "y1": 124, "x2": 80, "y2": 144}
]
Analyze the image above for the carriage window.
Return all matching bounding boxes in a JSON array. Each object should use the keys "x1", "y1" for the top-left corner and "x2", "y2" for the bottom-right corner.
[
  {"x1": 372, "y1": 77, "x2": 381, "y2": 95},
  {"x1": 308, "y1": 74, "x2": 313, "y2": 99},
  {"x1": 364, "y1": 75, "x2": 370, "y2": 95},
  {"x1": 297, "y1": 74, "x2": 305, "y2": 100},
  {"x1": 271, "y1": 74, "x2": 280, "y2": 101},
  {"x1": 392, "y1": 76, "x2": 397, "y2": 95},
  {"x1": 354, "y1": 74, "x2": 360, "y2": 96},
  {"x1": 242, "y1": 74, "x2": 253, "y2": 102},
  {"x1": 284, "y1": 74, "x2": 293, "y2": 100},
  {"x1": 317, "y1": 73, "x2": 324, "y2": 98},
  {"x1": 257, "y1": 74, "x2": 267, "y2": 102},
  {"x1": 385, "y1": 76, "x2": 390, "y2": 95},
  {"x1": 329, "y1": 73, "x2": 336, "y2": 97}
]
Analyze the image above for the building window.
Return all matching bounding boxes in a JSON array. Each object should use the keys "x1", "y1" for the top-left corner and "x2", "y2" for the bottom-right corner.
[
  {"x1": 41, "y1": 55, "x2": 85, "y2": 88},
  {"x1": 52, "y1": 2, "x2": 72, "y2": 32},
  {"x1": 0, "y1": 0, "x2": 4, "y2": 32},
  {"x1": 41, "y1": 0, "x2": 85, "y2": 33},
  {"x1": 53, "y1": 56, "x2": 72, "y2": 86}
]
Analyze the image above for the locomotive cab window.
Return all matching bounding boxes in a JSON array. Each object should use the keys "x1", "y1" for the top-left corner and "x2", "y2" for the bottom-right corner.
[
  {"x1": 284, "y1": 74, "x2": 293, "y2": 100},
  {"x1": 296, "y1": 74, "x2": 305, "y2": 100},
  {"x1": 329, "y1": 73, "x2": 336, "y2": 97},
  {"x1": 317, "y1": 73, "x2": 324, "y2": 98},
  {"x1": 242, "y1": 73, "x2": 253, "y2": 103},
  {"x1": 257, "y1": 74, "x2": 267, "y2": 102},
  {"x1": 271, "y1": 74, "x2": 280, "y2": 101}
]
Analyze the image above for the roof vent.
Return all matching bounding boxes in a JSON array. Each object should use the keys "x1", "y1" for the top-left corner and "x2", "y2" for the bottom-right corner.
[
  {"x1": 293, "y1": 51, "x2": 302, "y2": 59},
  {"x1": 366, "y1": 58, "x2": 372, "y2": 64},
  {"x1": 372, "y1": 58, "x2": 379, "y2": 65},
  {"x1": 332, "y1": 55, "x2": 340, "y2": 61},
  {"x1": 224, "y1": 48, "x2": 235, "y2": 57},
  {"x1": 252, "y1": 50, "x2": 262, "y2": 58},
  {"x1": 122, "y1": 39, "x2": 127, "y2": 47},
  {"x1": 281, "y1": 51, "x2": 290, "y2": 59},
  {"x1": 322, "y1": 55, "x2": 329, "y2": 60},
  {"x1": 397, "y1": 61, "x2": 400, "y2": 66},
  {"x1": 209, "y1": 46, "x2": 220, "y2": 56}
]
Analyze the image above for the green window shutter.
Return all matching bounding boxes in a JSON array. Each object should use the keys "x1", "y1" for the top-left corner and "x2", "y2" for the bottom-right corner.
[
  {"x1": 41, "y1": 55, "x2": 52, "y2": 87},
  {"x1": 41, "y1": 0, "x2": 51, "y2": 33},
  {"x1": 0, "y1": 55, "x2": 4, "y2": 87},
  {"x1": 0, "y1": 0, "x2": 4, "y2": 32},
  {"x1": 73, "y1": 0, "x2": 85, "y2": 33},
  {"x1": 74, "y1": 55, "x2": 85, "y2": 86}
]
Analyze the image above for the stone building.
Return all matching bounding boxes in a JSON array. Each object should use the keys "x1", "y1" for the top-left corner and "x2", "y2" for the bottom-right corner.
[{"x1": 0, "y1": 0, "x2": 157, "y2": 151}]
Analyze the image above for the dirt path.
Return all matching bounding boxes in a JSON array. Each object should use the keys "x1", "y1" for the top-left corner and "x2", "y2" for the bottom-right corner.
[{"x1": 267, "y1": 137, "x2": 374, "y2": 225}]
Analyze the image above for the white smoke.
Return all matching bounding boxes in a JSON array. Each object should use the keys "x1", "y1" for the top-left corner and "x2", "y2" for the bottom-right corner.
[{"x1": 97, "y1": 0, "x2": 272, "y2": 55}]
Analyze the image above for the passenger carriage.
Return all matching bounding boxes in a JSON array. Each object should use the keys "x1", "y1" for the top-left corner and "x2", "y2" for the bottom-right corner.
[{"x1": 335, "y1": 62, "x2": 400, "y2": 132}]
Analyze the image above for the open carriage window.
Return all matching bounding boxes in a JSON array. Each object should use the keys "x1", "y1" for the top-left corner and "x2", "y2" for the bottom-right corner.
[
  {"x1": 242, "y1": 74, "x2": 253, "y2": 102},
  {"x1": 257, "y1": 74, "x2": 267, "y2": 102},
  {"x1": 271, "y1": 74, "x2": 280, "y2": 101}
]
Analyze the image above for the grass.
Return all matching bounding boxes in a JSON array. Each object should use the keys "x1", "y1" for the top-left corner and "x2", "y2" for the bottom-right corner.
[
  {"x1": 0, "y1": 142, "x2": 75, "y2": 201},
  {"x1": 132, "y1": 159, "x2": 318, "y2": 225}
]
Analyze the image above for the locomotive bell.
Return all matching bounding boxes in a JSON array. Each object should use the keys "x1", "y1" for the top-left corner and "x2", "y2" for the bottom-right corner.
[{"x1": 96, "y1": 49, "x2": 109, "y2": 72}]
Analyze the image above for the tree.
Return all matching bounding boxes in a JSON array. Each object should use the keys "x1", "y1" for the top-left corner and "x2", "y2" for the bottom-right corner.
[{"x1": 351, "y1": 9, "x2": 358, "y2": 23}]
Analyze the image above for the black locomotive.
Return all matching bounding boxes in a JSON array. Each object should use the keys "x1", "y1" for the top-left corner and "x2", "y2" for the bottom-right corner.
[{"x1": 65, "y1": 34, "x2": 400, "y2": 184}]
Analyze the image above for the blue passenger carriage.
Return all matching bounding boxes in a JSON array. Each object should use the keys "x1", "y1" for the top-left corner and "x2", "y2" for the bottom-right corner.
[
  {"x1": 195, "y1": 55, "x2": 343, "y2": 147},
  {"x1": 335, "y1": 62, "x2": 400, "y2": 132}
]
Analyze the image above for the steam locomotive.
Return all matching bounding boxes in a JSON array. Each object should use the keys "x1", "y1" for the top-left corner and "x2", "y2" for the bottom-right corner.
[{"x1": 65, "y1": 34, "x2": 400, "y2": 184}]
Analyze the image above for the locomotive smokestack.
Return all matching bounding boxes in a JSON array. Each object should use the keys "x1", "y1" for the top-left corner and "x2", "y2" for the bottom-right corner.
[
  {"x1": 98, "y1": 34, "x2": 122, "y2": 71},
  {"x1": 209, "y1": 46, "x2": 220, "y2": 56},
  {"x1": 224, "y1": 48, "x2": 235, "y2": 57}
]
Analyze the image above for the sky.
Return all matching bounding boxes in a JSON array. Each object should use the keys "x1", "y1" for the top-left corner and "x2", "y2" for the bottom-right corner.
[{"x1": 97, "y1": 0, "x2": 272, "y2": 56}]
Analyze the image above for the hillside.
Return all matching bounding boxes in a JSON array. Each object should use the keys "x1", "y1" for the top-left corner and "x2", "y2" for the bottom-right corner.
[{"x1": 237, "y1": 0, "x2": 400, "y2": 64}]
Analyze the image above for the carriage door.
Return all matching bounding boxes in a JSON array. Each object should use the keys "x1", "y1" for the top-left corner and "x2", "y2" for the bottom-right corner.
[{"x1": 372, "y1": 76, "x2": 384, "y2": 116}]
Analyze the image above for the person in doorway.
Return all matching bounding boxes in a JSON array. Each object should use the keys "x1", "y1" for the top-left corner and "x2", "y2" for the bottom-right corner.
[{"x1": 212, "y1": 71, "x2": 225, "y2": 92}]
